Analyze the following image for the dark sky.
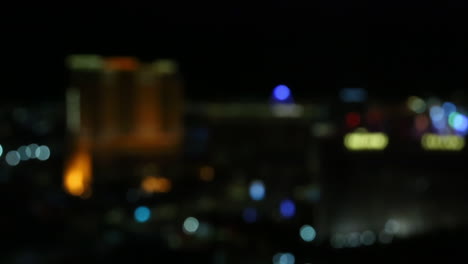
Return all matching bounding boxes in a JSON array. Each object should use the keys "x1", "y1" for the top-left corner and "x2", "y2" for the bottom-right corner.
[{"x1": 3, "y1": 3, "x2": 468, "y2": 103}]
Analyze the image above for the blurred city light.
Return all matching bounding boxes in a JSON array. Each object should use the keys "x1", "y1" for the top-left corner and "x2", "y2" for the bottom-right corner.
[
  {"x1": 271, "y1": 104, "x2": 304, "y2": 118},
  {"x1": 64, "y1": 146, "x2": 92, "y2": 197},
  {"x1": 279, "y1": 199, "x2": 296, "y2": 219},
  {"x1": 273, "y1": 252, "x2": 295, "y2": 264},
  {"x1": 134, "y1": 206, "x2": 151, "y2": 223},
  {"x1": 249, "y1": 180, "x2": 266, "y2": 201},
  {"x1": 0, "y1": 144, "x2": 2, "y2": 157},
  {"x1": 344, "y1": 131, "x2": 389, "y2": 151},
  {"x1": 199, "y1": 166, "x2": 215, "y2": 182},
  {"x1": 448, "y1": 112, "x2": 468, "y2": 133},
  {"x1": 384, "y1": 219, "x2": 401, "y2": 234},
  {"x1": 17, "y1": 146, "x2": 31, "y2": 161},
  {"x1": 429, "y1": 106, "x2": 444, "y2": 122},
  {"x1": 414, "y1": 114, "x2": 430, "y2": 132},
  {"x1": 345, "y1": 112, "x2": 361, "y2": 128},
  {"x1": 407, "y1": 96, "x2": 427, "y2": 114},
  {"x1": 299, "y1": 225, "x2": 316, "y2": 242},
  {"x1": 28, "y1": 144, "x2": 39, "y2": 159},
  {"x1": 273, "y1": 85, "x2": 291, "y2": 101},
  {"x1": 331, "y1": 234, "x2": 346, "y2": 248},
  {"x1": 347, "y1": 232, "x2": 361, "y2": 247},
  {"x1": 378, "y1": 230, "x2": 393, "y2": 244},
  {"x1": 35, "y1": 145, "x2": 50, "y2": 161},
  {"x1": 5, "y1": 150, "x2": 20, "y2": 166},
  {"x1": 442, "y1": 102, "x2": 457, "y2": 116},
  {"x1": 242, "y1": 207, "x2": 258, "y2": 223},
  {"x1": 421, "y1": 133, "x2": 465, "y2": 151},
  {"x1": 360, "y1": 230, "x2": 376, "y2": 246},
  {"x1": 340, "y1": 88, "x2": 367, "y2": 103},
  {"x1": 141, "y1": 176, "x2": 172, "y2": 193},
  {"x1": 66, "y1": 54, "x2": 103, "y2": 70},
  {"x1": 183, "y1": 217, "x2": 200, "y2": 234}
]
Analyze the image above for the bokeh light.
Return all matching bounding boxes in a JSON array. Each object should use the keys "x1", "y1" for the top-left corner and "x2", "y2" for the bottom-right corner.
[
  {"x1": 36, "y1": 145, "x2": 50, "y2": 161},
  {"x1": 199, "y1": 166, "x2": 215, "y2": 181},
  {"x1": 347, "y1": 232, "x2": 361, "y2": 247},
  {"x1": 340, "y1": 88, "x2": 367, "y2": 103},
  {"x1": 6, "y1": 151, "x2": 20, "y2": 166},
  {"x1": 442, "y1": 102, "x2": 457, "y2": 116},
  {"x1": 331, "y1": 234, "x2": 346, "y2": 248},
  {"x1": 384, "y1": 219, "x2": 401, "y2": 234},
  {"x1": 407, "y1": 96, "x2": 426, "y2": 113},
  {"x1": 17, "y1": 146, "x2": 31, "y2": 161},
  {"x1": 183, "y1": 217, "x2": 200, "y2": 234},
  {"x1": 28, "y1": 144, "x2": 39, "y2": 159},
  {"x1": 134, "y1": 206, "x2": 151, "y2": 223},
  {"x1": 273, "y1": 252, "x2": 295, "y2": 264},
  {"x1": 449, "y1": 113, "x2": 468, "y2": 133},
  {"x1": 273, "y1": 85, "x2": 291, "y2": 101},
  {"x1": 379, "y1": 230, "x2": 393, "y2": 244},
  {"x1": 299, "y1": 225, "x2": 316, "y2": 242},
  {"x1": 360, "y1": 230, "x2": 376, "y2": 246},
  {"x1": 429, "y1": 106, "x2": 444, "y2": 122},
  {"x1": 344, "y1": 132, "x2": 389, "y2": 151},
  {"x1": 421, "y1": 133, "x2": 465, "y2": 151},
  {"x1": 141, "y1": 176, "x2": 172, "y2": 193},
  {"x1": 279, "y1": 199, "x2": 296, "y2": 219},
  {"x1": 345, "y1": 112, "x2": 361, "y2": 128},
  {"x1": 249, "y1": 180, "x2": 265, "y2": 201},
  {"x1": 242, "y1": 207, "x2": 258, "y2": 223},
  {"x1": 0, "y1": 144, "x2": 3, "y2": 157},
  {"x1": 414, "y1": 114, "x2": 430, "y2": 132}
]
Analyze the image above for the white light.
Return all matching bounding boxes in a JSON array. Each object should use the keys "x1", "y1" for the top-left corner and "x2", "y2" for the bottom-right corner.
[
  {"x1": 299, "y1": 225, "x2": 316, "y2": 242},
  {"x1": 183, "y1": 217, "x2": 200, "y2": 234},
  {"x1": 0, "y1": 144, "x2": 3, "y2": 157},
  {"x1": 384, "y1": 219, "x2": 400, "y2": 234},
  {"x1": 35, "y1": 145, "x2": 51, "y2": 161},
  {"x1": 6, "y1": 151, "x2": 20, "y2": 166}
]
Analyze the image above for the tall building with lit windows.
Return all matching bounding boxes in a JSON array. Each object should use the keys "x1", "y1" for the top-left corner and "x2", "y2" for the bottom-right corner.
[{"x1": 64, "y1": 55, "x2": 183, "y2": 197}]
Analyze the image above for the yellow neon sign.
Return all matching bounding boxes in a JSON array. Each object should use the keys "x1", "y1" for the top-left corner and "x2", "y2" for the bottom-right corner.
[
  {"x1": 421, "y1": 133, "x2": 465, "y2": 151},
  {"x1": 344, "y1": 132, "x2": 389, "y2": 151}
]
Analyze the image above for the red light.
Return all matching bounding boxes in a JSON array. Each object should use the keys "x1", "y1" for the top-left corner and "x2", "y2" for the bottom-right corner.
[{"x1": 346, "y1": 112, "x2": 361, "y2": 128}]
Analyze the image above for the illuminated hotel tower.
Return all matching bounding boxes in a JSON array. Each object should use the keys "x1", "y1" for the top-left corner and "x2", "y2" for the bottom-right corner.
[{"x1": 64, "y1": 55, "x2": 184, "y2": 197}]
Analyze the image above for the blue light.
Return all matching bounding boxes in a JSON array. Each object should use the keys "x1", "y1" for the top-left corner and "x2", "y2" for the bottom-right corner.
[
  {"x1": 429, "y1": 106, "x2": 444, "y2": 122},
  {"x1": 249, "y1": 180, "x2": 265, "y2": 201},
  {"x1": 299, "y1": 225, "x2": 317, "y2": 242},
  {"x1": 242, "y1": 207, "x2": 258, "y2": 223},
  {"x1": 279, "y1": 199, "x2": 296, "y2": 219},
  {"x1": 442, "y1": 102, "x2": 457, "y2": 116},
  {"x1": 134, "y1": 206, "x2": 151, "y2": 223},
  {"x1": 339, "y1": 88, "x2": 367, "y2": 103},
  {"x1": 273, "y1": 85, "x2": 291, "y2": 101},
  {"x1": 453, "y1": 114, "x2": 468, "y2": 132},
  {"x1": 432, "y1": 118, "x2": 446, "y2": 131}
]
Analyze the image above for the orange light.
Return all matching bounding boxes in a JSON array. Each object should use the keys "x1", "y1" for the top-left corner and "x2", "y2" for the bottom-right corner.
[
  {"x1": 105, "y1": 57, "x2": 139, "y2": 71},
  {"x1": 64, "y1": 145, "x2": 92, "y2": 198},
  {"x1": 199, "y1": 166, "x2": 215, "y2": 182},
  {"x1": 141, "y1": 176, "x2": 172, "y2": 193}
]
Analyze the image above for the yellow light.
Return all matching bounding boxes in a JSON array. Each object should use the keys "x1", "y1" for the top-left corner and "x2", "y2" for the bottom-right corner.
[
  {"x1": 199, "y1": 166, "x2": 215, "y2": 182},
  {"x1": 344, "y1": 131, "x2": 389, "y2": 151},
  {"x1": 141, "y1": 176, "x2": 172, "y2": 193},
  {"x1": 421, "y1": 133, "x2": 465, "y2": 151},
  {"x1": 64, "y1": 145, "x2": 92, "y2": 197}
]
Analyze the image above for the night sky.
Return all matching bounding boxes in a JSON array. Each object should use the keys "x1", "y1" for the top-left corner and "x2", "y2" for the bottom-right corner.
[{"x1": 3, "y1": 3, "x2": 467, "y2": 103}]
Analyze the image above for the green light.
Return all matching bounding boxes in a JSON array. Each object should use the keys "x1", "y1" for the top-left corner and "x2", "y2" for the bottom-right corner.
[
  {"x1": 449, "y1": 112, "x2": 459, "y2": 128},
  {"x1": 67, "y1": 55, "x2": 103, "y2": 71}
]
